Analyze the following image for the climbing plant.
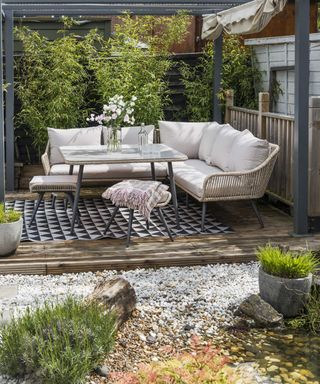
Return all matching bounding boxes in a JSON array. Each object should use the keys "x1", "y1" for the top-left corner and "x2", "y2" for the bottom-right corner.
[{"x1": 180, "y1": 35, "x2": 262, "y2": 122}]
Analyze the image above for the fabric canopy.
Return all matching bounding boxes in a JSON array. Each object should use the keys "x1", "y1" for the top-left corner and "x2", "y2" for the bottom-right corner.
[{"x1": 202, "y1": 0, "x2": 287, "y2": 40}]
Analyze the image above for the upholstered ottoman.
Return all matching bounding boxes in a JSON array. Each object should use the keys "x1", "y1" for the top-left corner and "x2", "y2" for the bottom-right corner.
[
  {"x1": 29, "y1": 175, "x2": 78, "y2": 226},
  {"x1": 102, "y1": 180, "x2": 174, "y2": 247}
]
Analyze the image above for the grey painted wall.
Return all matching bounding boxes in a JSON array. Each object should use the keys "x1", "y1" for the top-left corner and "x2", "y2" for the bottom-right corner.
[{"x1": 245, "y1": 33, "x2": 320, "y2": 115}]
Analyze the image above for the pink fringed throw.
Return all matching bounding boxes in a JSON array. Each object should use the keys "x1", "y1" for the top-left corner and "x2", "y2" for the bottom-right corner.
[{"x1": 102, "y1": 180, "x2": 169, "y2": 220}]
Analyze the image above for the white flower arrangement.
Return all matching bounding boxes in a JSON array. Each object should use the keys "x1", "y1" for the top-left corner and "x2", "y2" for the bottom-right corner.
[{"x1": 87, "y1": 95, "x2": 137, "y2": 129}]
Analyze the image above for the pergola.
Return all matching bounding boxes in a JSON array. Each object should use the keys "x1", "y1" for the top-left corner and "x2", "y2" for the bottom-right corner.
[{"x1": 0, "y1": 0, "x2": 311, "y2": 235}]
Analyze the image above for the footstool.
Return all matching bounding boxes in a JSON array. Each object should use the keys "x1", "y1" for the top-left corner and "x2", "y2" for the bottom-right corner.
[
  {"x1": 29, "y1": 175, "x2": 78, "y2": 226},
  {"x1": 103, "y1": 183, "x2": 174, "y2": 247}
]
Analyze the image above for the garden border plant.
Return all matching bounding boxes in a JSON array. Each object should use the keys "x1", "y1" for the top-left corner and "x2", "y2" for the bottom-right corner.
[{"x1": 0, "y1": 296, "x2": 116, "y2": 384}]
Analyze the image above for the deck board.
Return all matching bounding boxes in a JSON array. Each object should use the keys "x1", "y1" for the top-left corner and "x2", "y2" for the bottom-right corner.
[{"x1": 1, "y1": 190, "x2": 319, "y2": 275}]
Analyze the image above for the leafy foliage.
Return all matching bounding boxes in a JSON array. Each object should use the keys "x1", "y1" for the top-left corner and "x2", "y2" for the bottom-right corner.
[
  {"x1": 0, "y1": 297, "x2": 116, "y2": 384},
  {"x1": 15, "y1": 19, "x2": 100, "y2": 152},
  {"x1": 0, "y1": 203, "x2": 21, "y2": 224},
  {"x1": 180, "y1": 36, "x2": 261, "y2": 121},
  {"x1": 287, "y1": 286, "x2": 320, "y2": 334},
  {"x1": 111, "y1": 336, "x2": 241, "y2": 384},
  {"x1": 305, "y1": 286, "x2": 320, "y2": 334},
  {"x1": 257, "y1": 245, "x2": 319, "y2": 279},
  {"x1": 90, "y1": 13, "x2": 191, "y2": 126}
]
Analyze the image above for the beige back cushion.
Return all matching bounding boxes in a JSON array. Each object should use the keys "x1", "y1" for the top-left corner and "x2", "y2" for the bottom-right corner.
[
  {"x1": 228, "y1": 130, "x2": 270, "y2": 171},
  {"x1": 48, "y1": 126, "x2": 102, "y2": 165},
  {"x1": 159, "y1": 121, "x2": 211, "y2": 158},
  {"x1": 207, "y1": 124, "x2": 242, "y2": 171},
  {"x1": 102, "y1": 125, "x2": 155, "y2": 145},
  {"x1": 198, "y1": 122, "x2": 221, "y2": 162}
]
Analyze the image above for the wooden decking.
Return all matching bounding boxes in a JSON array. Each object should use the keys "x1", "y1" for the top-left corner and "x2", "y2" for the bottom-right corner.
[{"x1": 1, "y1": 189, "x2": 320, "y2": 275}]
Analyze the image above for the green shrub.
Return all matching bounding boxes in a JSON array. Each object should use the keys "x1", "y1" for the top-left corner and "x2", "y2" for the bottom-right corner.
[
  {"x1": 0, "y1": 297, "x2": 116, "y2": 384},
  {"x1": 305, "y1": 286, "x2": 320, "y2": 334},
  {"x1": 257, "y1": 245, "x2": 319, "y2": 279},
  {"x1": 180, "y1": 36, "x2": 261, "y2": 121},
  {"x1": 287, "y1": 286, "x2": 320, "y2": 334},
  {"x1": 15, "y1": 18, "x2": 99, "y2": 152},
  {"x1": 110, "y1": 336, "x2": 241, "y2": 384},
  {"x1": 90, "y1": 13, "x2": 190, "y2": 126},
  {"x1": 0, "y1": 203, "x2": 21, "y2": 224}
]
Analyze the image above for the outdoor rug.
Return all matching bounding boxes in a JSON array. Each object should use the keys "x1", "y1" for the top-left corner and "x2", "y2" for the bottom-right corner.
[{"x1": 6, "y1": 198, "x2": 233, "y2": 242}]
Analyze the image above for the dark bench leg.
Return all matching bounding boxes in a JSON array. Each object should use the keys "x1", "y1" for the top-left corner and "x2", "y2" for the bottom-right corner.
[
  {"x1": 29, "y1": 192, "x2": 45, "y2": 227},
  {"x1": 104, "y1": 206, "x2": 119, "y2": 236},
  {"x1": 126, "y1": 209, "x2": 134, "y2": 248},
  {"x1": 157, "y1": 208, "x2": 174, "y2": 242},
  {"x1": 201, "y1": 202, "x2": 207, "y2": 232},
  {"x1": 251, "y1": 200, "x2": 264, "y2": 228}
]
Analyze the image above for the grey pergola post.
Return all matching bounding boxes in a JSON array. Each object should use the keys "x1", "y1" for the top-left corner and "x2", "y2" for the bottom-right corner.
[
  {"x1": 293, "y1": 0, "x2": 310, "y2": 235},
  {"x1": 213, "y1": 32, "x2": 223, "y2": 123},
  {"x1": 0, "y1": 1, "x2": 6, "y2": 203},
  {"x1": 4, "y1": 10, "x2": 14, "y2": 192}
]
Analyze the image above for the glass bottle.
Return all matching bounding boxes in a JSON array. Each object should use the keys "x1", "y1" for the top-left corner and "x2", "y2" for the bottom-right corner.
[{"x1": 138, "y1": 123, "x2": 148, "y2": 152}]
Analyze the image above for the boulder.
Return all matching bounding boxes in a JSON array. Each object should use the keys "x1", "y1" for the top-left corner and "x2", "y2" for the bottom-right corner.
[
  {"x1": 237, "y1": 294, "x2": 284, "y2": 328},
  {"x1": 88, "y1": 277, "x2": 137, "y2": 327}
]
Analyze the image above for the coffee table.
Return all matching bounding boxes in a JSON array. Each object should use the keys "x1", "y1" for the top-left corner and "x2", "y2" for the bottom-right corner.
[{"x1": 59, "y1": 144, "x2": 188, "y2": 234}]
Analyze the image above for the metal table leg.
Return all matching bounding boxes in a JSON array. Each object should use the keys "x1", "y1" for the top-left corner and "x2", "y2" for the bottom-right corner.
[
  {"x1": 150, "y1": 162, "x2": 156, "y2": 181},
  {"x1": 69, "y1": 165, "x2": 74, "y2": 175},
  {"x1": 167, "y1": 162, "x2": 180, "y2": 228},
  {"x1": 70, "y1": 164, "x2": 84, "y2": 234}
]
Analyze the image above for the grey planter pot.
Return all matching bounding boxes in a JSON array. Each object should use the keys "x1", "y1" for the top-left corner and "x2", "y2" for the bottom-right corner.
[
  {"x1": 0, "y1": 218, "x2": 23, "y2": 257},
  {"x1": 259, "y1": 267, "x2": 312, "y2": 318}
]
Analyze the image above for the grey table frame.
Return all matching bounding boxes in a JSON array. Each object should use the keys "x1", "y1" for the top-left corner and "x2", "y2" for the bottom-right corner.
[{"x1": 59, "y1": 144, "x2": 188, "y2": 234}]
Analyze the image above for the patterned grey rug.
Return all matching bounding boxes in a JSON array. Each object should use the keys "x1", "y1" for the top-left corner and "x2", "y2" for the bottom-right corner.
[{"x1": 6, "y1": 198, "x2": 233, "y2": 242}]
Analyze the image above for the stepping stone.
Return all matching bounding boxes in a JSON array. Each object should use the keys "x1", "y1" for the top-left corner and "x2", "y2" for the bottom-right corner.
[{"x1": 0, "y1": 285, "x2": 18, "y2": 299}]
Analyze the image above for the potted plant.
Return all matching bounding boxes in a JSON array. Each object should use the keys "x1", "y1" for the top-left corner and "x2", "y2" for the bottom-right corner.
[
  {"x1": 0, "y1": 203, "x2": 23, "y2": 256},
  {"x1": 257, "y1": 245, "x2": 319, "y2": 317}
]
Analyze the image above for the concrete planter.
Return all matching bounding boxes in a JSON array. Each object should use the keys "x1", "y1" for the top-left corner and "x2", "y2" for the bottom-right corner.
[
  {"x1": 0, "y1": 218, "x2": 23, "y2": 257},
  {"x1": 259, "y1": 267, "x2": 312, "y2": 318}
]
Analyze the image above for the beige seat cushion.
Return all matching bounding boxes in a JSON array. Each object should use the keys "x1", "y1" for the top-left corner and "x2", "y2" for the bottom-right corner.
[
  {"x1": 159, "y1": 121, "x2": 211, "y2": 158},
  {"x1": 102, "y1": 125, "x2": 155, "y2": 145},
  {"x1": 50, "y1": 162, "x2": 168, "y2": 179},
  {"x1": 173, "y1": 159, "x2": 223, "y2": 198},
  {"x1": 228, "y1": 130, "x2": 270, "y2": 171},
  {"x1": 48, "y1": 126, "x2": 102, "y2": 165},
  {"x1": 29, "y1": 175, "x2": 78, "y2": 192},
  {"x1": 207, "y1": 124, "x2": 242, "y2": 171}
]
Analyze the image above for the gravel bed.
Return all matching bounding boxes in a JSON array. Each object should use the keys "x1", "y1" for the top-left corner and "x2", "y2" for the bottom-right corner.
[{"x1": 0, "y1": 262, "x2": 259, "y2": 383}]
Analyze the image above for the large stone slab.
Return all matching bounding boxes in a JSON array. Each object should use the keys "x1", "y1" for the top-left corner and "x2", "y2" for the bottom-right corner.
[
  {"x1": 88, "y1": 277, "x2": 136, "y2": 327},
  {"x1": 238, "y1": 294, "x2": 284, "y2": 328}
]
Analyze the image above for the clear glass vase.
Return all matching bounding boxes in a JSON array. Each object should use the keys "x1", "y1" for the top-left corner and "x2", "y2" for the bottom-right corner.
[{"x1": 107, "y1": 128, "x2": 122, "y2": 152}]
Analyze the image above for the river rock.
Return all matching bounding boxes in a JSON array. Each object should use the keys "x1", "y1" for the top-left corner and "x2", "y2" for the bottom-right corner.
[
  {"x1": 237, "y1": 294, "x2": 284, "y2": 328},
  {"x1": 88, "y1": 276, "x2": 137, "y2": 326}
]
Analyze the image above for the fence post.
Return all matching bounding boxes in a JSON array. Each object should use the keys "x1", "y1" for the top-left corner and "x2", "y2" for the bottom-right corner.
[
  {"x1": 308, "y1": 96, "x2": 320, "y2": 217},
  {"x1": 258, "y1": 92, "x2": 269, "y2": 139},
  {"x1": 224, "y1": 89, "x2": 234, "y2": 124}
]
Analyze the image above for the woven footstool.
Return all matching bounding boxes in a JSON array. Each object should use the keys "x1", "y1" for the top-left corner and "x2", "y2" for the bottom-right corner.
[
  {"x1": 29, "y1": 175, "x2": 78, "y2": 226},
  {"x1": 103, "y1": 186, "x2": 174, "y2": 247}
]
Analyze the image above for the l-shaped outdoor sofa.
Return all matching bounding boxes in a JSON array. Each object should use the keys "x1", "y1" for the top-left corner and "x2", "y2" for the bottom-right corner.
[{"x1": 41, "y1": 121, "x2": 280, "y2": 230}]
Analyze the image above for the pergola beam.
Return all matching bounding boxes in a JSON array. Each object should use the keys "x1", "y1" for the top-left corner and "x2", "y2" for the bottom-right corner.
[
  {"x1": 293, "y1": 0, "x2": 310, "y2": 235},
  {"x1": 213, "y1": 33, "x2": 223, "y2": 123},
  {"x1": 0, "y1": 0, "x2": 5, "y2": 202},
  {"x1": 4, "y1": 10, "x2": 14, "y2": 192}
]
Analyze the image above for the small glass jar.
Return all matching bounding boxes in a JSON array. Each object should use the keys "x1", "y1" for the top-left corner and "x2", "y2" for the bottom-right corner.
[{"x1": 138, "y1": 123, "x2": 148, "y2": 152}]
